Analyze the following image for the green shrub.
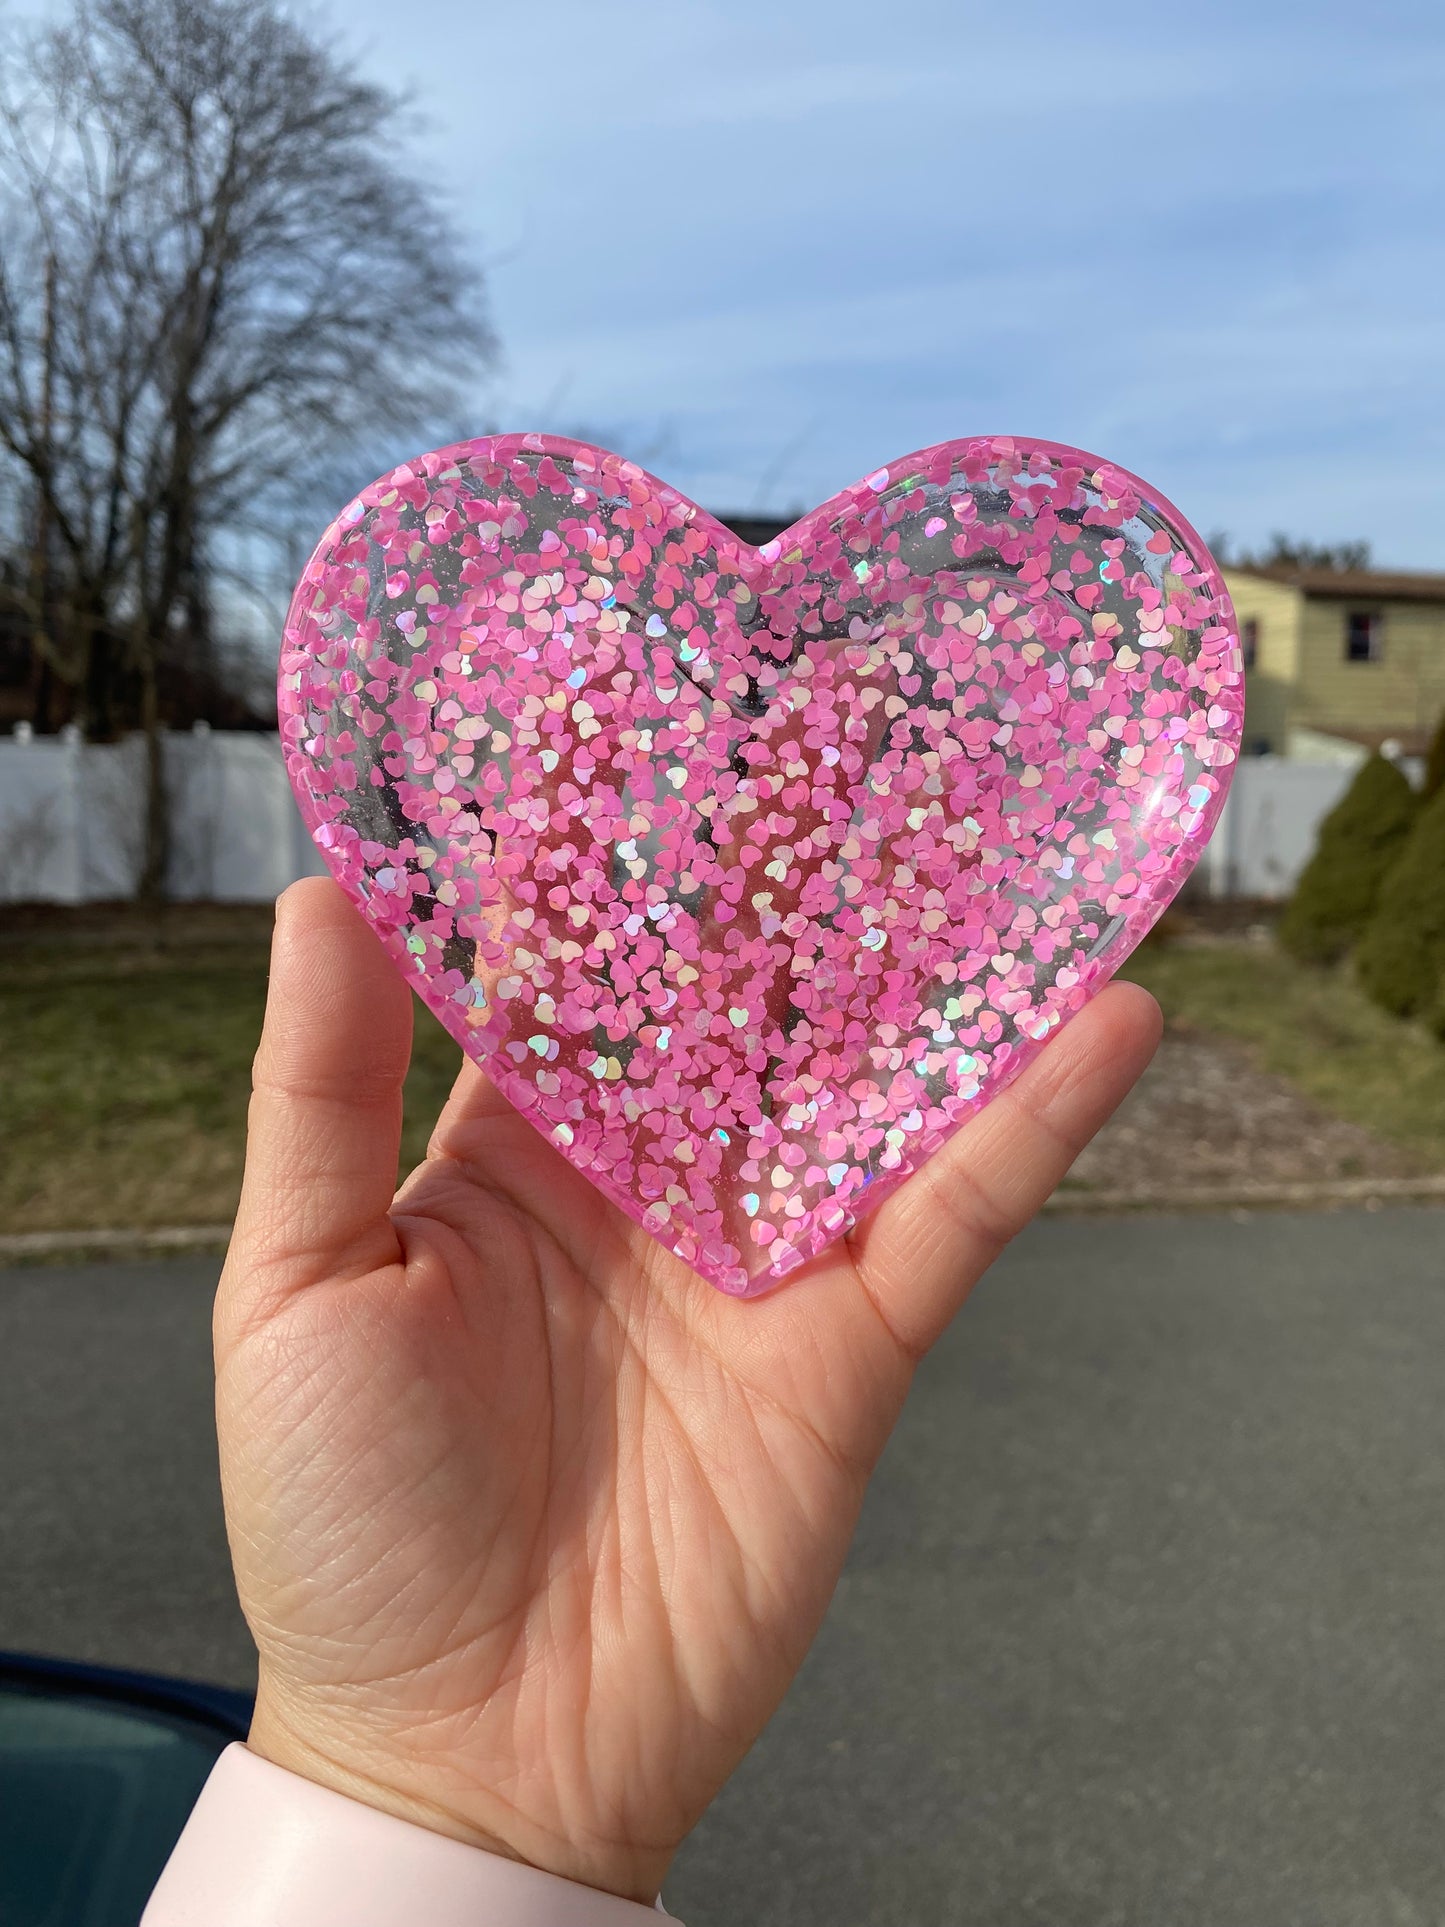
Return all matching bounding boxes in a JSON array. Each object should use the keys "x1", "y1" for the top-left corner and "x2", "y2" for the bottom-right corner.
[
  {"x1": 1356, "y1": 785, "x2": 1445, "y2": 1020},
  {"x1": 1277, "y1": 753, "x2": 1419, "y2": 965}
]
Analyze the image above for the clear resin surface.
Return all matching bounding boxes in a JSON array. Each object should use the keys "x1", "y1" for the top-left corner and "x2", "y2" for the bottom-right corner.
[{"x1": 281, "y1": 434, "x2": 1243, "y2": 1293}]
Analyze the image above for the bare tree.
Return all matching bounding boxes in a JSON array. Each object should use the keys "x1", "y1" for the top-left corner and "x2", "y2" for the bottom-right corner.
[{"x1": 0, "y1": 0, "x2": 491, "y2": 895}]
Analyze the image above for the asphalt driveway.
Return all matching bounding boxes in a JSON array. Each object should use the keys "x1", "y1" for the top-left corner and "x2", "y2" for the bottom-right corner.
[{"x1": 2, "y1": 1207, "x2": 1443, "y2": 1926}]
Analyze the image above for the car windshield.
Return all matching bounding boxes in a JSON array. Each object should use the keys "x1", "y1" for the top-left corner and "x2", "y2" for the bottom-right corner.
[{"x1": 0, "y1": 1683, "x2": 227, "y2": 1927}]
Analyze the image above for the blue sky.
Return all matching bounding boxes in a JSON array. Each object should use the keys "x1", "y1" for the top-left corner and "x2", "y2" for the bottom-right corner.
[{"x1": 26, "y1": 0, "x2": 1445, "y2": 563}]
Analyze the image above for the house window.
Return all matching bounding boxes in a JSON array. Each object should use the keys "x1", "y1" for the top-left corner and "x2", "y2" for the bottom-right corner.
[
  {"x1": 1241, "y1": 617, "x2": 1259, "y2": 668},
  {"x1": 1345, "y1": 610, "x2": 1382, "y2": 662}
]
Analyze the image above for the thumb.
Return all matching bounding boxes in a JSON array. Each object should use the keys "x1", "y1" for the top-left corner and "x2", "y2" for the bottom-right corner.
[{"x1": 217, "y1": 878, "x2": 413, "y2": 1346}]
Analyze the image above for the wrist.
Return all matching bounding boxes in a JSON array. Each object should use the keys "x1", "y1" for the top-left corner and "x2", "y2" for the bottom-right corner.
[{"x1": 247, "y1": 1689, "x2": 674, "y2": 1907}]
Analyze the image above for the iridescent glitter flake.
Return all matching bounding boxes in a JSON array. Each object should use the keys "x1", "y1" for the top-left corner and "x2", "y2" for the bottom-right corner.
[{"x1": 281, "y1": 434, "x2": 1244, "y2": 1295}]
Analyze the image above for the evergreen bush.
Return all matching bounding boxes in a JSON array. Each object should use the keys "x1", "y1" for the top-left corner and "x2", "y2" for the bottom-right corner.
[
  {"x1": 1276, "y1": 753, "x2": 1419, "y2": 965},
  {"x1": 1356, "y1": 785, "x2": 1445, "y2": 1020}
]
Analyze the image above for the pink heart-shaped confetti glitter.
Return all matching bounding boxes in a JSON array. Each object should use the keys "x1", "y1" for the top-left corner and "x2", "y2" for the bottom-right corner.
[{"x1": 281, "y1": 433, "x2": 1243, "y2": 1295}]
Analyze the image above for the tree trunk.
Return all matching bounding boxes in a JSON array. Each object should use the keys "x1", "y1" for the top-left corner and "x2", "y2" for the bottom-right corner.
[
  {"x1": 77, "y1": 595, "x2": 115, "y2": 740},
  {"x1": 136, "y1": 639, "x2": 169, "y2": 903},
  {"x1": 29, "y1": 646, "x2": 54, "y2": 733}
]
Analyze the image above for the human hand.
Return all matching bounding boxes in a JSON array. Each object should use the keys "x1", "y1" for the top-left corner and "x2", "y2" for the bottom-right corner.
[{"x1": 215, "y1": 877, "x2": 1159, "y2": 1904}]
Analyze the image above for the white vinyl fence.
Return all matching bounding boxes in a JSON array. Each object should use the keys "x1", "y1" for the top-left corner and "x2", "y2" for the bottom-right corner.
[
  {"x1": 0, "y1": 728, "x2": 1364, "y2": 906},
  {"x1": 0, "y1": 726, "x2": 325, "y2": 904},
  {"x1": 1193, "y1": 760, "x2": 1354, "y2": 900}
]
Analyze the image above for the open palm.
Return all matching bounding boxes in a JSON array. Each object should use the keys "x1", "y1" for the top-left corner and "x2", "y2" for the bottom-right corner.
[{"x1": 215, "y1": 878, "x2": 1158, "y2": 1904}]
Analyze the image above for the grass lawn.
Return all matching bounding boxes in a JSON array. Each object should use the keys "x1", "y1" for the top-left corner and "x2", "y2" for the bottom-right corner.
[
  {"x1": 2, "y1": 924, "x2": 1443, "y2": 1236},
  {"x1": 0, "y1": 939, "x2": 464, "y2": 1236},
  {"x1": 1120, "y1": 939, "x2": 1445, "y2": 1170}
]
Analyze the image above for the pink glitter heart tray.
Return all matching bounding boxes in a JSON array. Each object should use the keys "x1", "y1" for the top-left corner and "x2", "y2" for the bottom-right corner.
[{"x1": 281, "y1": 434, "x2": 1243, "y2": 1294}]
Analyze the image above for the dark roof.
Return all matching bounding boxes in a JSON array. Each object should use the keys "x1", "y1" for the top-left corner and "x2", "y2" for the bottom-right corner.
[
  {"x1": 714, "y1": 514, "x2": 792, "y2": 547},
  {"x1": 1229, "y1": 564, "x2": 1445, "y2": 604}
]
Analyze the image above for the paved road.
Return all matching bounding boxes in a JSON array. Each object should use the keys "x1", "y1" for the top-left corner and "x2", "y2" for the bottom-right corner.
[{"x1": 3, "y1": 1208, "x2": 1444, "y2": 1926}]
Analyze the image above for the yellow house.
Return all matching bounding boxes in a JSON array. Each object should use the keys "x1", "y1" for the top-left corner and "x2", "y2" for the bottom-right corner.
[{"x1": 1224, "y1": 564, "x2": 1445, "y2": 759}]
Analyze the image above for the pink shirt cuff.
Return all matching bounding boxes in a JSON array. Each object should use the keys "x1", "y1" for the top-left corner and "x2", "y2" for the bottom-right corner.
[{"x1": 142, "y1": 1742, "x2": 678, "y2": 1924}]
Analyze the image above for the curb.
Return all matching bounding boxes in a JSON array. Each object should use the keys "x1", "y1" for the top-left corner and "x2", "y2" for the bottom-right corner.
[
  {"x1": 4, "y1": 1179, "x2": 1445, "y2": 1265},
  {"x1": 1044, "y1": 1176, "x2": 1445, "y2": 1214},
  {"x1": 0, "y1": 1225, "x2": 233, "y2": 1262}
]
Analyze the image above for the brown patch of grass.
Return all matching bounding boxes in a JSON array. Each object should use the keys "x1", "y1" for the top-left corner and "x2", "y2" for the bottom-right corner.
[{"x1": 1121, "y1": 938, "x2": 1445, "y2": 1168}]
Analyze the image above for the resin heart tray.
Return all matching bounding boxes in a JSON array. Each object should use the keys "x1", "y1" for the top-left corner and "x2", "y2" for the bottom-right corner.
[{"x1": 281, "y1": 434, "x2": 1242, "y2": 1294}]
